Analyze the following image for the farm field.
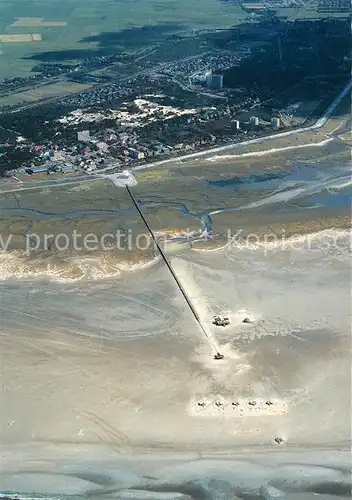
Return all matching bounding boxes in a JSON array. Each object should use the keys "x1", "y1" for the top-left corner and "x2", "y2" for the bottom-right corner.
[
  {"x1": 0, "y1": 81, "x2": 91, "y2": 107},
  {"x1": 0, "y1": 33, "x2": 42, "y2": 42},
  {"x1": 0, "y1": 0, "x2": 246, "y2": 80}
]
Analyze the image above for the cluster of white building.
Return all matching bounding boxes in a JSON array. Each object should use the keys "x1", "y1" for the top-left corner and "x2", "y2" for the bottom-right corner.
[{"x1": 231, "y1": 116, "x2": 281, "y2": 129}]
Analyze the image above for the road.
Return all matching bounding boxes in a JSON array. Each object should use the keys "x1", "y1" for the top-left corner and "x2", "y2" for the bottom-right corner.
[
  {"x1": 1, "y1": 79, "x2": 350, "y2": 194},
  {"x1": 3, "y1": 52, "x2": 212, "y2": 115},
  {"x1": 170, "y1": 76, "x2": 227, "y2": 100},
  {"x1": 132, "y1": 79, "x2": 352, "y2": 172}
]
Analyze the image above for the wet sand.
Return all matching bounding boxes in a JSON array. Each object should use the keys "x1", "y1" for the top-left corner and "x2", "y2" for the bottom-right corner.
[
  {"x1": 1, "y1": 227, "x2": 351, "y2": 497},
  {"x1": 0, "y1": 108, "x2": 351, "y2": 498},
  {"x1": 1, "y1": 233, "x2": 351, "y2": 445}
]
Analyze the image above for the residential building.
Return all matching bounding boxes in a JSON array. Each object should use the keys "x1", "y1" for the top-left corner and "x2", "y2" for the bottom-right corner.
[
  {"x1": 77, "y1": 130, "x2": 90, "y2": 142},
  {"x1": 206, "y1": 74, "x2": 224, "y2": 90},
  {"x1": 271, "y1": 117, "x2": 280, "y2": 129}
]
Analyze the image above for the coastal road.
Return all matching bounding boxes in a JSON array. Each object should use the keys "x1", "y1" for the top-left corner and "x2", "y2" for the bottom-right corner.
[
  {"x1": 132, "y1": 79, "x2": 352, "y2": 172},
  {"x1": 2, "y1": 79, "x2": 350, "y2": 195}
]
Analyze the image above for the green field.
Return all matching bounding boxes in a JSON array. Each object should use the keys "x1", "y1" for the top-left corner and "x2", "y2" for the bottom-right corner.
[{"x1": 0, "y1": 0, "x2": 246, "y2": 80}]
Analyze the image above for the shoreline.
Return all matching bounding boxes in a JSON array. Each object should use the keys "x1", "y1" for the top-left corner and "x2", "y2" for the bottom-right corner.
[
  {"x1": 2, "y1": 445, "x2": 350, "y2": 498},
  {"x1": 0, "y1": 219, "x2": 349, "y2": 282}
]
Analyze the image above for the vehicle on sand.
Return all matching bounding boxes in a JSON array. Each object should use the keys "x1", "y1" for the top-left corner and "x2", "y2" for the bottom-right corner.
[{"x1": 212, "y1": 315, "x2": 230, "y2": 327}]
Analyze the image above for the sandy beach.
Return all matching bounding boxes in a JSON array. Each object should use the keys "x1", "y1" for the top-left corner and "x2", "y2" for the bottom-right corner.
[
  {"x1": 1, "y1": 226, "x2": 351, "y2": 498},
  {"x1": 0, "y1": 109, "x2": 351, "y2": 499}
]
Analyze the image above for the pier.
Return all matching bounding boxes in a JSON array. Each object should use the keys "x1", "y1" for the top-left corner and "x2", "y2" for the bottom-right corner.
[{"x1": 126, "y1": 184, "x2": 223, "y2": 359}]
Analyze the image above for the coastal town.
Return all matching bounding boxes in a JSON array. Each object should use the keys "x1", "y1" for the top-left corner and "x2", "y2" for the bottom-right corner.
[
  {"x1": 1, "y1": 99, "x2": 284, "y2": 181},
  {"x1": 0, "y1": 11, "x2": 350, "y2": 181},
  {"x1": 1, "y1": 0, "x2": 352, "y2": 497}
]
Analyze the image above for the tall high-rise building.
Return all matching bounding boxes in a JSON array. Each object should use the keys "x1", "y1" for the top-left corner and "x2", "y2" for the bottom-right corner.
[{"x1": 206, "y1": 74, "x2": 224, "y2": 90}]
